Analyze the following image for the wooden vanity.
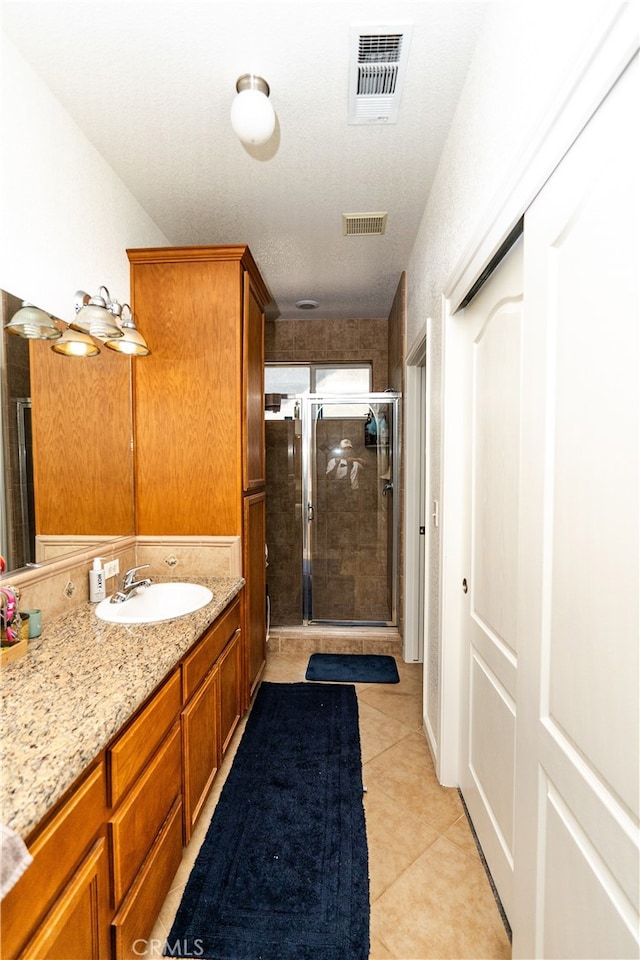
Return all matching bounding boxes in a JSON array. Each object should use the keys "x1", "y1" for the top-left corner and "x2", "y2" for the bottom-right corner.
[{"x1": 0, "y1": 582, "x2": 245, "y2": 960}]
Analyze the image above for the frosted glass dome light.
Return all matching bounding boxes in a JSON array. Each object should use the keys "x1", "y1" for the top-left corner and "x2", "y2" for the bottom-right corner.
[{"x1": 231, "y1": 74, "x2": 276, "y2": 146}]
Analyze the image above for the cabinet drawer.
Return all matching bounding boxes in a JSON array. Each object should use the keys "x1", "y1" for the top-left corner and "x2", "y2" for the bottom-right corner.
[
  {"x1": 109, "y1": 723, "x2": 181, "y2": 905},
  {"x1": 0, "y1": 763, "x2": 106, "y2": 960},
  {"x1": 111, "y1": 797, "x2": 183, "y2": 960},
  {"x1": 182, "y1": 598, "x2": 240, "y2": 702},
  {"x1": 108, "y1": 670, "x2": 181, "y2": 806}
]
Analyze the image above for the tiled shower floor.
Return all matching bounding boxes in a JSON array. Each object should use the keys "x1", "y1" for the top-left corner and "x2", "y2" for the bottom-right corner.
[{"x1": 144, "y1": 646, "x2": 512, "y2": 959}]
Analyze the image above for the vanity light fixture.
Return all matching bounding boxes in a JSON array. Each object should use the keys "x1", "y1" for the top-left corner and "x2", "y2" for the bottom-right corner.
[
  {"x1": 70, "y1": 287, "x2": 123, "y2": 341},
  {"x1": 51, "y1": 326, "x2": 100, "y2": 357},
  {"x1": 230, "y1": 74, "x2": 276, "y2": 145},
  {"x1": 5, "y1": 302, "x2": 61, "y2": 340},
  {"x1": 104, "y1": 304, "x2": 151, "y2": 356}
]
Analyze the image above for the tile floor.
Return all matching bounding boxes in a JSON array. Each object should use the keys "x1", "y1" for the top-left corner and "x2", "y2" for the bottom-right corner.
[{"x1": 145, "y1": 649, "x2": 512, "y2": 959}]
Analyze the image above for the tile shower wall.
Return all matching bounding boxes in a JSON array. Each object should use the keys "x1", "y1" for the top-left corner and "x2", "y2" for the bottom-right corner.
[
  {"x1": 265, "y1": 420, "x2": 303, "y2": 624},
  {"x1": 265, "y1": 316, "x2": 390, "y2": 391}
]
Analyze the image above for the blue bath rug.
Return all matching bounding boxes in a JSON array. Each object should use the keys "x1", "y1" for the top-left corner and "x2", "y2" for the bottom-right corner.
[
  {"x1": 164, "y1": 682, "x2": 369, "y2": 959},
  {"x1": 306, "y1": 653, "x2": 399, "y2": 684}
]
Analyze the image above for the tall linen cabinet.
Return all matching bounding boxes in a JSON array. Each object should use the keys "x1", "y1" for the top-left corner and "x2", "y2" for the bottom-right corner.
[{"x1": 128, "y1": 245, "x2": 268, "y2": 703}]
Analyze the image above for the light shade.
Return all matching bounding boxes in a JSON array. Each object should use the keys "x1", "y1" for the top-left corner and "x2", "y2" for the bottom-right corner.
[
  {"x1": 52, "y1": 327, "x2": 100, "y2": 357},
  {"x1": 104, "y1": 305, "x2": 151, "y2": 356},
  {"x1": 70, "y1": 289, "x2": 123, "y2": 340},
  {"x1": 5, "y1": 302, "x2": 61, "y2": 340},
  {"x1": 230, "y1": 74, "x2": 276, "y2": 146}
]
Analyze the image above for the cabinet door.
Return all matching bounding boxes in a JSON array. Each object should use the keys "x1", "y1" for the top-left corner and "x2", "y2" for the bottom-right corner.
[
  {"x1": 131, "y1": 255, "x2": 242, "y2": 535},
  {"x1": 1, "y1": 764, "x2": 106, "y2": 959},
  {"x1": 218, "y1": 628, "x2": 242, "y2": 756},
  {"x1": 182, "y1": 667, "x2": 220, "y2": 843},
  {"x1": 243, "y1": 270, "x2": 265, "y2": 492},
  {"x1": 243, "y1": 491, "x2": 266, "y2": 702},
  {"x1": 19, "y1": 838, "x2": 110, "y2": 960}
]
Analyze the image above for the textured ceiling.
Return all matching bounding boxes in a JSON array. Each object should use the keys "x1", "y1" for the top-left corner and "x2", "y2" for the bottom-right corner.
[{"x1": 2, "y1": 1, "x2": 487, "y2": 320}]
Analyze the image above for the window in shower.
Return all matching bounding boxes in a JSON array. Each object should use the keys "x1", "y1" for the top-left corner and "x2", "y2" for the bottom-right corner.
[{"x1": 265, "y1": 363, "x2": 371, "y2": 419}]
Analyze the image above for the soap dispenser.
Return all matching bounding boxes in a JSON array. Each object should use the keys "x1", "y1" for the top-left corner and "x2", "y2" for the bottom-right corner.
[{"x1": 89, "y1": 557, "x2": 106, "y2": 602}]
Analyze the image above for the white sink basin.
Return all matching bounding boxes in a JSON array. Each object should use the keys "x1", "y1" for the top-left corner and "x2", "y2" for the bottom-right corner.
[{"x1": 95, "y1": 582, "x2": 213, "y2": 624}]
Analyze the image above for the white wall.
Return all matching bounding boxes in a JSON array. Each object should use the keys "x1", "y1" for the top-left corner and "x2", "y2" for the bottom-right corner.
[
  {"x1": 0, "y1": 37, "x2": 168, "y2": 318},
  {"x1": 405, "y1": 0, "x2": 617, "y2": 754}
]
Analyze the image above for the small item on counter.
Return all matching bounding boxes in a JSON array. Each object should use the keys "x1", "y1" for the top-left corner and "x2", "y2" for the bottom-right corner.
[
  {"x1": 23, "y1": 608, "x2": 42, "y2": 638},
  {"x1": 0, "y1": 586, "x2": 20, "y2": 646},
  {"x1": 19, "y1": 613, "x2": 29, "y2": 641},
  {"x1": 89, "y1": 557, "x2": 106, "y2": 602}
]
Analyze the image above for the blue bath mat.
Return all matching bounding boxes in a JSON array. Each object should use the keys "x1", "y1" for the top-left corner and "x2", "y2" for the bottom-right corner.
[
  {"x1": 164, "y1": 682, "x2": 369, "y2": 959},
  {"x1": 306, "y1": 653, "x2": 399, "y2": 684}
]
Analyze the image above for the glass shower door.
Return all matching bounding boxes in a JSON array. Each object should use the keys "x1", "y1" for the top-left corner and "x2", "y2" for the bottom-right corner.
[{"x1": 303, "y1": 394, "x2": 399, "y2": 625}]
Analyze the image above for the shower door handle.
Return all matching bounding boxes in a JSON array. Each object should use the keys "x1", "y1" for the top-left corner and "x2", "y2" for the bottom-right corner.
[{"x1": 307, "y1": 502, "x2": 314, "y2": 521}]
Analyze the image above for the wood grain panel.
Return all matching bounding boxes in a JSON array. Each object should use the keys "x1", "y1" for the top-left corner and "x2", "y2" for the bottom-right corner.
[
  {"x1": 1, "y1": 764, "x2": 106, "y2": 959},
  {"x1": 181, "y1": 597, "x2": 240, "y2": 702},
  {"x1": 243, "y1": 491, "x2": 266, "y2": 701},
  {"x1": 109, "y1": 724, "x2": 181, "y2": 904},
  {"x1": 29, "y1": 339, "x2": 134, "y2": 536},
  {"x1": 107, "y1": 671, "x2": 181, "y2": 807},
  {"x1": 243, "y1": 273, "x2": 265, "y2": 491},
  {"x1": 182, "y1": 667, "x2": 219, "y2": 842},
  {"x1": 19, "y1": 838, "x2": 110, "y2": 960},
  {"x1": 111, "y1": 798, "x2": 183, "y2": 960},
  {"x1": 131, "y1": 258, "x2": 242, "y2": 535}
]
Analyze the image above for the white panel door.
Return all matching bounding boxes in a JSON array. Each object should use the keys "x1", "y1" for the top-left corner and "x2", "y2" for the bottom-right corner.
[
  {"x1": 514, "y1": 55, "x2": 639, "y2": 959},
  {"x1": 459, "y1": 236, "x2": 524, "y2": 923}
]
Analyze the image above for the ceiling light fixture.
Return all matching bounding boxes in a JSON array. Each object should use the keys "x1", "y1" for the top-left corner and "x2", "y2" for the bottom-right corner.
[
  {"x1": 230, "y1": 74, "x2": 276, "y2": 146},
  {"x1": 5, "y1": 302, "x2": 61, "y2": 340},
  {"x1": 295, "y1": 299, "x2": 319, "y2": 310}
]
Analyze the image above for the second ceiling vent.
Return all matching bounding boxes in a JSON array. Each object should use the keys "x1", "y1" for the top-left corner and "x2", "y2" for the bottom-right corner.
[{"x1": 348, "y1": 23, "x2": 413, "y2": 125}]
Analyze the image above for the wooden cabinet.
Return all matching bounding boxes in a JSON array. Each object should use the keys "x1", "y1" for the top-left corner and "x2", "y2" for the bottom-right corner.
[
  {"x1": 128, "y1": 245, "x2": 269, "y2": 704},
  {"x1": 1, "y1": 596, "x2": 246, "y2": 960},
  {"x1": 106, "y1": 673, "x2": 182, "y2": 959},
  {"x1": 1, "y1": 764, "x2": 109, "y2": 960},
  {"x1": 218, "y1": 627, "x2": 242, "y2": 755},
  {"x1": 181, "y1": 596, "x2": 242, "y2": 842},
  {"x1": 19, "y1": 838, "x2": 109, "y2": 960},
  {"x1": 244, "y1": 491, "x2": 267, "y2": 701},
  {"x1": 182, "y1": 666, "x2": 219, "y2": 844}
]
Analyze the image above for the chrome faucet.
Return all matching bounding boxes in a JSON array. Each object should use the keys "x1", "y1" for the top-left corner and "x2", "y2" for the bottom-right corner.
[{"x1": 109, "y1": 564, "x2": 152, "y2": 604}]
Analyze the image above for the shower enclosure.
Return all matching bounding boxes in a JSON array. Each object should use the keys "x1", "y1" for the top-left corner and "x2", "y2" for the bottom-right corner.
[{"x1": 265, "y1": 393, "x2": 400, "y2": 627}]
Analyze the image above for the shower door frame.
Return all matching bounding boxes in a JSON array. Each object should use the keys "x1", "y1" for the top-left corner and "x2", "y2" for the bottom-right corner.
[{"x1": 301, "y1": 393, "x2": 400, "y2": 627}]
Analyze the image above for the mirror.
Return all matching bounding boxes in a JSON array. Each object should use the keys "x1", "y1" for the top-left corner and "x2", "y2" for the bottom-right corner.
[{"x1": 1, "y1": 289, "x2": 135, "y2": 576}]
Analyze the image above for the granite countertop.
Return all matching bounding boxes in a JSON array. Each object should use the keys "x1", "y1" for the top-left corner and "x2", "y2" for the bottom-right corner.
[{"x1": 0, "y1": 576, "x2": 244, "y2": 839}]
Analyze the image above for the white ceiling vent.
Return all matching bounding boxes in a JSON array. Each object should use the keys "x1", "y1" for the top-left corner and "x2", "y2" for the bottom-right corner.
[
  {"x1": 348, "y1": 23, "x2": 413, "y2": 125},
  {"x1": 343, "y1": 213, "x2": 387, "y2": 237}
]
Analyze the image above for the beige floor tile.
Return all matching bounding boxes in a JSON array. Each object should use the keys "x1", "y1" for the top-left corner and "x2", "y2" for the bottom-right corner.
[
  {"x1": 262, "y1": 650, "x2": 308, "y2": 683},
  {"x1": 443, "y1": 813, "x2": 482, "y2": 861},
  {"x1": 358, "y1": 682, "x2": 425, "y2": 731},
  {"x1": 359, "y1": 699, "x2": 417, "y2": 763},
  {"x1": 369, "y1": 934, "x2": 396, "y2": 958},
  {"x1": 371, "y1": 836, "x2": 511, "y2": 960},
  {"x1": 364, "y1": 781, "x2": 440, "y2": 901},
  {"x1": 145, "y1": 646, "x2": 510, "y2": 960},
  {"x1": 364, "y1": 731, "x2": 464, "y2": 833}
]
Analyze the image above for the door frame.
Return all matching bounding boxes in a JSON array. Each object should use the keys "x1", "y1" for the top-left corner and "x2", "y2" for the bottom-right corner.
[
  {"x1": 438, "y1": 2, "x2": 638, "y2": 786},
  {"x1": 404, "y1": 324, "x2": 429, "y2": 664}
]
